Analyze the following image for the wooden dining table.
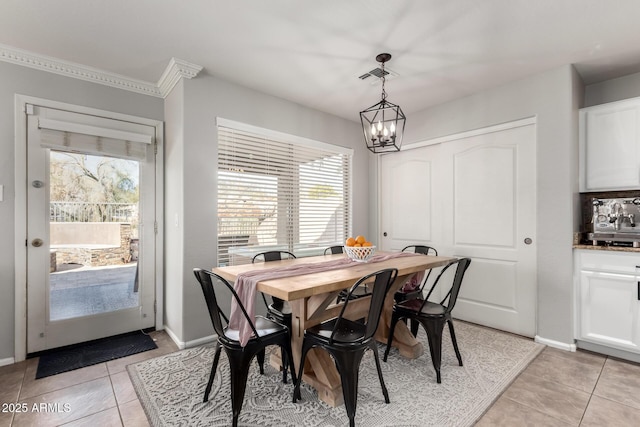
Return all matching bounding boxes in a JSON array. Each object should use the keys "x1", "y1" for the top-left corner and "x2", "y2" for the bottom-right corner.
[{"x1": 212, "y1": 251, "x2": 455, "y2": 407}]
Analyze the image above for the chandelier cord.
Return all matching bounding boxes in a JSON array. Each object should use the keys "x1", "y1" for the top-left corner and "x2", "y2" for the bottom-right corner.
[{"x1": 380, "y1": 60, "x2": 387, "y2": 101}]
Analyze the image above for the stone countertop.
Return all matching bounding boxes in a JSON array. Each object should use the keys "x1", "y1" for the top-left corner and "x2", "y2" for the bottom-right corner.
[{"x1": 573, "y1": 244, "x2": 640, "y2": 253}]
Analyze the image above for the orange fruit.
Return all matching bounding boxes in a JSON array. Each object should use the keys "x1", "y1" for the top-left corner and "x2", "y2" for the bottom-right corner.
[
  {"x1": 345, "y1": 237, "x2": 356, "y2": 247},
  {"x1": 354, "y1": 243, "x2": 362, "y2": 247},
  {"x1": 355, "y1": 235, "x2": 366, "y2": 245},
  {"x1": 362, "y1": 241, "x2": 372, "y2": 247}
]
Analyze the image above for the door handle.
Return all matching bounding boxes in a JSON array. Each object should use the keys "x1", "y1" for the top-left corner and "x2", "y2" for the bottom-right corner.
[
  {"x1": 637, "y1": 282, "x2": 640, "y2": 301},
  {"x1": 31, "y1": 238, "x2": 43, "y2": 247}
]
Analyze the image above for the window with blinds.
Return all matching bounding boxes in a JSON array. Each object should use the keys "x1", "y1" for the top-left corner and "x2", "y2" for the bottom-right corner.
[{"x1": 216, "y1": 119, "x2": 352, "y2": 267}]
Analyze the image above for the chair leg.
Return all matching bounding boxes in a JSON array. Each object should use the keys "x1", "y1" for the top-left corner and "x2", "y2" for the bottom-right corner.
[
  {"x1": 281, "y1": 347, "x2": 288, "y2": 383},
  {"x1": 383, "y1": 312, "x2": 401, "y2": 362},
  {"x1": 370, "y1": 342, "x2": 390, "y2": 403},
  {"x1": 256, "y1": 348, "x2": 265, "y2": 375},
  {"x1": 410, "y1": 319, "x2": 419, "y2": 337},
  {"x1": 330, "y1": 347, "x2": 366, "y2": 427},
  {"x1": 280, "y1": 339, "x2": 297, "y2": 386},
  {"x1": 204, "y1": 345, "x2": 222, "y2": 403},
  {"x1": 447, "y1": 319, "x2": 463, "y2": 366},
  {"x1": 225, "y1": 348, "x2": 254, "y2": 427},
  {"x1": 423, "y1": 318, "x2": 446, "y2": 383},
  {"x1": 293, "y1": 340, "x2": 313, "y2": 403}
]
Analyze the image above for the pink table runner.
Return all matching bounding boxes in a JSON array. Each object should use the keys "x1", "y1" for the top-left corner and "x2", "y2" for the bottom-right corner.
[{"x1": 229, "y1": 251, "x2": 424, "y2": 346}]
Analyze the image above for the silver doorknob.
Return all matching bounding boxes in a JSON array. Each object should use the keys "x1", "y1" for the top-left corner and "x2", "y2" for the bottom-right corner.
[
  {"x1": 31, "y1": 238, "x2": 43, "y2": 247},
  {"x1": 524, "y1": 238, "x2": 532, "y2": 245}
]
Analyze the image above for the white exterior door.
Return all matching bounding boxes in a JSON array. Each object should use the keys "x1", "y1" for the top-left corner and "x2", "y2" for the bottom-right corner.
[
  {"x1": 26, "y1": 105, "x2": 158, "y2": 352},
  {"x1": 380, "y1": 120, "x2": 537, "y2": 337}
]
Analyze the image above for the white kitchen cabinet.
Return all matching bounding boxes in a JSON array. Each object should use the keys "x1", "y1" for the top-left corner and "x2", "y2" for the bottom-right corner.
[
  {"x1": 579, "y1": 97, "x2": 640, "y2": 192},
  {"x1": 575, "y1": 250, "x2": 640, "y2": 353}
]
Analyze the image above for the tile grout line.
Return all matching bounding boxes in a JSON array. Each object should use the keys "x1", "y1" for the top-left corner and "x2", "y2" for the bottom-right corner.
[
  {"x1": 10, "y1": 360, "x2": 29, "y2": 426},
  {"x1": 577, "y1": 355, "x2": 608, "y2": 426},
  {"x1": 537, "y1": 350, "x2": 607, "y2": 395},
  {"x1": 502, "y1": 395, "x2": 574, "y2": 425},
  {"x1": 108, "y1": 372, "x2": 127, "y2": 427}
]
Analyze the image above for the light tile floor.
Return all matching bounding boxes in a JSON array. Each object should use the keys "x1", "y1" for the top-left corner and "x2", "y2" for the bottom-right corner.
[
  {"x1": 478, "y1": 346, "x2": 640, "y2": 426},
  {"x1": 0, "y1": 331, "x2": 177, "y2": 427},
  {"x1": 2, "y1": 331, "x2": 640, "y2": 426}
]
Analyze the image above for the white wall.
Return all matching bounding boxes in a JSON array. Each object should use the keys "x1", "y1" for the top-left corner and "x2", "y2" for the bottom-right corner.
[
  {"x1": 0, "y1": 61, "x2": 163, "y2": 360},
  {"x1": 584, "y1": 71, "x2": 640, "y2": 106},
  {"x1": 165, "y1": 74, "x2": 367, "y2": 344},
  {"x1": 383, "y1": 65, "x2": 583, "y2": 345},
  {"x1": 163, "y1": 79, "x2": 185, "y2": 343}
]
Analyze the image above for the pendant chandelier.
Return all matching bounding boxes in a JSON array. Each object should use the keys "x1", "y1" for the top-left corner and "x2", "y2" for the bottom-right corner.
[{"x1": 360, "y1": 53, "x2": 406, "y2": 153}]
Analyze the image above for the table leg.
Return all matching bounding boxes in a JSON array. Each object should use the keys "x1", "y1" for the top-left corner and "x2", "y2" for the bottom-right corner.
[
  {"x1": 275, "y1": 298, "x2": 344, "y2": 407},
  {"x1": 375, "y1": 273, "x2": 424, "y2": 359}
]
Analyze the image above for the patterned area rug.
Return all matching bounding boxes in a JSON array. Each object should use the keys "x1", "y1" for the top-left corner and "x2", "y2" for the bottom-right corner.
[{"x1": 128, "y1": 322, "x2": 544, "y2": 426}]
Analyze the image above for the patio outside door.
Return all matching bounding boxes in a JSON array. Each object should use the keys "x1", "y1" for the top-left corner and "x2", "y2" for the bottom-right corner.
[{"x1": 26, "y1": 105, "x2": 157, "y2": 353}]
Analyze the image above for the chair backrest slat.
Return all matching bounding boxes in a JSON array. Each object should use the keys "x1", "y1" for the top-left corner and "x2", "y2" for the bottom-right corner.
[
  {"x1": 445, "y1": 258, "x2": 471, "y2": 313},
  {"x1": 420, "y1": 258, "x2": 471, "y2": 313},
  {"x1": 402, "y1": 245, "x2": 437, "y2": 290},
  {"x1": 324, "y1": 245, "x2": 344, "y2": 255},
  {"x1": 252, "y1": 251, "x2": 296, "y2": 263},
  {"x1": 193, "y1": 268, "x2": 260, "y2": 341},
  {"x1": 251, "y1": 251, "x2": 297, "y2": 308},
  {"x1": 331, "y1": 268, "x2": 398, "y2": 343}
]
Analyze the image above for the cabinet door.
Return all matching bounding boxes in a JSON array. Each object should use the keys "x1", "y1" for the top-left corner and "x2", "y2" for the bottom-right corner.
[
  {"x1": 580, "y1": 101, "x2": 640, "y2": 191},
  {"x1": 579, "y1": 270, "x2": 640, "y2": 351}
]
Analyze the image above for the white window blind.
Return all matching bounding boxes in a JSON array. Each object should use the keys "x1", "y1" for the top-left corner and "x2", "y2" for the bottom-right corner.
[
  {"x1": 217, "y1": 120, "x2": 352, "y2": 266},
  {"x1": 34, "y1": 106, "x2": 155, "y2": 161}
]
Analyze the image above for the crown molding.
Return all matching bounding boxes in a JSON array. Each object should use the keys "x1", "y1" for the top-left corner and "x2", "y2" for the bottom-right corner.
[
  {"x1": 157, "y1": 58, "x2": 203, "y2": 97},
  {"x1": 0, "y1": 44, "x2": 202, "y2": 98}
]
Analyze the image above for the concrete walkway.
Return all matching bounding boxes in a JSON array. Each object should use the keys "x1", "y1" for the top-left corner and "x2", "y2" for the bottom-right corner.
[{"x1": 49, "y1": 263, "x2": 138, "y2": 320}]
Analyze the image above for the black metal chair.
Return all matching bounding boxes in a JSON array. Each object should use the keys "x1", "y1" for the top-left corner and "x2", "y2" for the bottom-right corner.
[
  {"x1": 293, "y1": 268, "x2": 398, "y2": 427},
  {"x1": 394, "y1": 245, "x2": 438, "y2": 336},
  {"x1": 324, "y1": 245, "x2": 344, "y2": 255},
  {"x1": 325, "y1": 245, "x2": 373, "y2": 303},
  {"x1": 251, "y1": 250, "x2": 296, "y2": 380},
  {"x1": 193, "y1": 268, "x2": 297, "y2": 427},
  {"x1": 383, "y1": 258, "x2": 472, "y2": 384},
  {"x1": 252, "y1": 250, "x2": 296, "y2": 321}
]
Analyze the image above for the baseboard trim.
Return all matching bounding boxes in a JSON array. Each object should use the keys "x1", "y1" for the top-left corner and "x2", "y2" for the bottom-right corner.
[
  {"x1": 0, "y1": 357, "x2": 16, "y2": 367},
  {"x1": 163, "y1": 325, "x2": 185, "y2": 350},
  {"x1": 163, "y1": 325, "x2": 216, "y2": 350},
  {"x1": 534, "y1": 335, "x2": 577, "y2": 352},
  {"x1": 184, "y1": 334, "x2": 217, "y2": 349},
  {"x1": 576, "y1": 340, "x2": 640, "y2": 363}
]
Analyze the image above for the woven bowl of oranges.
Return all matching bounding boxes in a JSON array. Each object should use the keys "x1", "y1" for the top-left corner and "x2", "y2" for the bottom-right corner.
[{"x1": 344, "y1": 235, "x2": 376, "y2": 262}]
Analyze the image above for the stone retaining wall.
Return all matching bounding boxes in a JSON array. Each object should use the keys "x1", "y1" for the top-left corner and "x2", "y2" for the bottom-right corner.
[{"x1": 50, "y1": 223, "x2": 133, "y2": 271}]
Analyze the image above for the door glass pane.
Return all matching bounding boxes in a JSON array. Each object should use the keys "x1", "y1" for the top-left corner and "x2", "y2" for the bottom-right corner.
[{"x1": 48, "y1": 151, "x2": 140, "y2": 321}]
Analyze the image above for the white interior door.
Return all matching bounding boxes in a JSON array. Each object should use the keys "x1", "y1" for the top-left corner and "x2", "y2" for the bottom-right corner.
[
  {"x1": 380, "y1": 144, "x2": 441, "y2": 251},
  {"x1": 380, "y1": 120, "x2": 537, "y2": 337},
  {"x1": 26, "y1": 105, "x2": 157, "y2": 353}
]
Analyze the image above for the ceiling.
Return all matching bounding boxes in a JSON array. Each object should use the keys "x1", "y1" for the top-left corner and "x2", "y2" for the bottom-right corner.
[{"x1": 2, "y1": 0, "x2": 640, "y2": 122}]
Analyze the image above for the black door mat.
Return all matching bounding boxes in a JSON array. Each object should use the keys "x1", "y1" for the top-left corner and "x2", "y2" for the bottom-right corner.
[{"x1": 34, "y1": 330, "x2": 158, "y2": 379}]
